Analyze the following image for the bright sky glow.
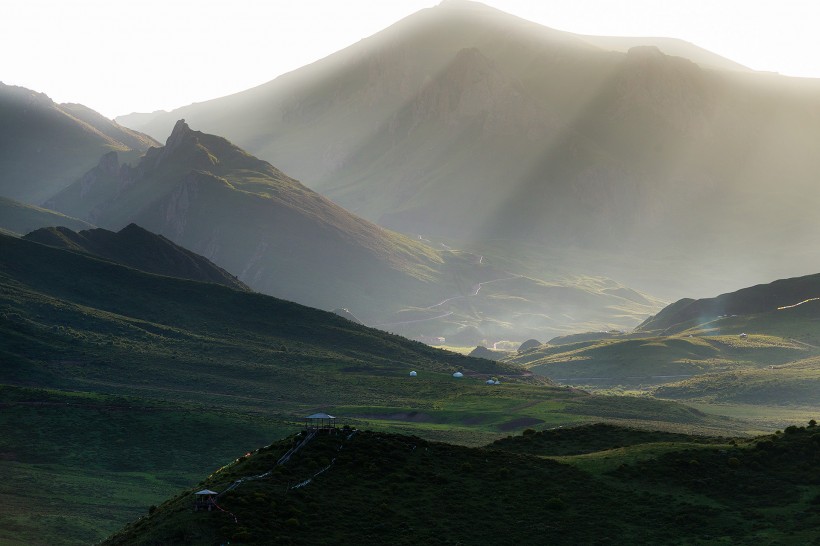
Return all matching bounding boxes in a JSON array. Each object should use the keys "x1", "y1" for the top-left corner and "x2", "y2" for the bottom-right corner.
[{"x1": 3, "y1": 0, "x2": 819, "y2": 118}]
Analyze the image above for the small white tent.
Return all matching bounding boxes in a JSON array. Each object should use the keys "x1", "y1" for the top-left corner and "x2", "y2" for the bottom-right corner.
[
  {"x1": 409, "y1": 371, "x2": 417, "y2": 376},
  {"x1": 486, "y1": 379, "x2": 495, "y2": 385},
  {"x1": 453, "y1": 371, "x2": 464, "y2": 378}
]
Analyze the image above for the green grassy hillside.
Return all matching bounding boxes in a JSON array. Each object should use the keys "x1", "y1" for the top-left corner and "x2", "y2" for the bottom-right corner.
[
  {"x1": 0, "y1": 233, "x2": 737, "y2": 545},
  {"x1": 103, "y1": 423, "x2": 820, "y2": 545},
  {"x1": 506, "y1": 333, "x2": 813, "y2": 387},
  {"x1": 0, "y1": 386, "x2": 285, "y2": 546},
  {"x1": 506, "y1": 280, "x2": 820, "y2": 396},
  {"x1": 656, "y1": 355, "x2": 820, "y2": 405}
]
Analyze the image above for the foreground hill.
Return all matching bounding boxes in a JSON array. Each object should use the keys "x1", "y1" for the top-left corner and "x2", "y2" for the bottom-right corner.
[
  {"x1": 104, "y1": 424, "x2": 820, "y2": 545},
  {"x1": 0, "y1": 82, "x2": 157, "y2": 204},
  {"x1": 24, "y1": 224, "x2": 250, "y2": 291},
  {"x1": 117, "y1": 1, "x2": 820, "y2": 298},
  {"x1": 44, "y1": 119, "x2": 662, "y2": 338},
  {"x1": 0, "y1": 196, "x2": 93, "y2": 235}
]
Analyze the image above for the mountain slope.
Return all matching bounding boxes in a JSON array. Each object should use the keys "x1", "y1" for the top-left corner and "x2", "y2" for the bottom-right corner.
[
  {"x1": 506, "y1": 333, "x2": 813, "y2": 387},
  {"x1": 0, "y1": 196, "x2": 93, "y2": 235},
  {"x1": 638, "y1": 272, "x2": 820, "y2": 334},
  {"x1": 23, "y1": 223, "x2": 250, "y2": 291},
  {"x1": 45, "y1": 119, "x2": 663, "y2": 337},
  {"x1": 0, "y1": 232, "x2": 515, "y2": 398},
  {"x1": 0, "y1": 82, "x2": 158, "y2": 204},
  {"x1": 45, "y1": 119, "x2": 450, "y2": 321},
  {"x1": 505, "y1": 271, "x2": 820, "y2": 392},
  {"x1": 116, "y1": 1, "x2": 820, "y2": 299}
]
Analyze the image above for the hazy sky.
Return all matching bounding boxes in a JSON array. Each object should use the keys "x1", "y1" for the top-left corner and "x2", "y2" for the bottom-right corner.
[{"x1": 3, "y1": 0, "x2": 819, "y2": 118}]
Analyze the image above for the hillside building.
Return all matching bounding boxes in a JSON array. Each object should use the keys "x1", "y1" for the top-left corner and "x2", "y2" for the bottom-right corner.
[
  {"x1": 305, "y1": 412, "x2": 338, "y2": 433},
  {"x1": 193, "y1": 489, "x2": 219, "y2": 512}
]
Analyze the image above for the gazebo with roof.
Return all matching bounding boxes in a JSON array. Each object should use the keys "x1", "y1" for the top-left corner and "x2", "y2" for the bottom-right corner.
[
  {"x1": 193, "y1": 489, "x2": 219, "y2": 511},
  {"x1": 304, "y1": 412, "x2": 338, "y2": 433}
]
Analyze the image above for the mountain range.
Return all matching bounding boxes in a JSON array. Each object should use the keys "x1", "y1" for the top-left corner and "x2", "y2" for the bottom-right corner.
[
  {"x1": 38, "y1": 118, "x2": 662, "y2": 340},
  {"x1": 0, "y1": 82, "x2": 157, "y2": 204},
  {"x1": 43, "y1": 119, "x2": 450, "y2": 321},
  {"x1": 117, "y1": 0, "x2": 820, "y2": 300}
]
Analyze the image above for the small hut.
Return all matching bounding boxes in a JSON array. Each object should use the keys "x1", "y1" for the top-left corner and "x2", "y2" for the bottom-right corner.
[
  {"x1": 305, "y1": 412, "x2": 337, "y2": 433},
  {"x1": 193, "y1": 489, "x2": 219, "y2": 512},
  {"x1": 452, "y1": 371, "x2": 464, "y2": 378},
  {"x1": 409, "y1": 371, "x2": 417, "y2": 377}
]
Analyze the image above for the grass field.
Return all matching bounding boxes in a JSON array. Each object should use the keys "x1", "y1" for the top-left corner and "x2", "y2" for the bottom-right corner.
[{"x1": 5, "y1": 234, "x2": 820, "y2": 544}]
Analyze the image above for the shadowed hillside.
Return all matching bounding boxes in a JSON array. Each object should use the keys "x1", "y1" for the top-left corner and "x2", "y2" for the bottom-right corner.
[
  {"x1": 103, "y1": 423, "x2": 820, "y2": 545},
  {"x1": 638, "y1": 271, "x2": 820, "y2": 334},
  {"x1": 24, "y1": 224, "x2": 250, "y2": 291}
]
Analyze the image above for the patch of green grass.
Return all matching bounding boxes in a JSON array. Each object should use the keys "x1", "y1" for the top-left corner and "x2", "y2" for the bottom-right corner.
[{"x1": 656, "y1": 355, "x2": 820, "y2": 405}]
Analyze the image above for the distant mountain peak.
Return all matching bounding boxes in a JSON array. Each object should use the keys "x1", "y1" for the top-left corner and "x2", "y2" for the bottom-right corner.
[
  {"x1": 438, "y1": 0, "x2": 492, "y2": 9},
  {"x1": 165, "y1": 118, "x2": 194, "y2": 149},
  {"x1": 0, "y1": 83, "x2": 158, "y2": 203}
]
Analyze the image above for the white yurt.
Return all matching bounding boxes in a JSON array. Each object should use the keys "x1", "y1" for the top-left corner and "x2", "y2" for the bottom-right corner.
[
  {"x1": 409, "y1": 371, "x2": 417, "y2": 377},
  {"x1": 486, "y1": 379, "x2": 495, "y2": 385},
  {"x1": 452, "y1": 371, "x2": 464, "y2": 378}
]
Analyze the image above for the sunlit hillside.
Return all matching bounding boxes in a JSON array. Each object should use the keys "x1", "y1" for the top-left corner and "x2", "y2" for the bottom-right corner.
[
  {"x1": 117, "y1": 1, "x2": 820, "y2": 300},
  {"x1": 42, "y1": 119, "x2": 662, "y2": 339}
]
